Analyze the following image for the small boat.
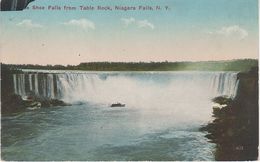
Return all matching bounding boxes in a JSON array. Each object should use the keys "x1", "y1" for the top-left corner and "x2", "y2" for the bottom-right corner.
[{"x1": 110, "y1": 103, "x2": 125, "y2": 107}]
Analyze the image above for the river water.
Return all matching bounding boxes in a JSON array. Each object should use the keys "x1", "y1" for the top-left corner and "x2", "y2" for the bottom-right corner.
[{"x1": 2, "y1": 71, "x2": 238, "y2": 160}]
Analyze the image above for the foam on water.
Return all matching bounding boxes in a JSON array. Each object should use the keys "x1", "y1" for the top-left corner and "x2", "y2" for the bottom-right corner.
[
  {"x1": 4, "y1": 70, "x2": 240, "y2": 160},
  {"x1": 12, "y1": 71, "x2": 239, "y2": 124}
]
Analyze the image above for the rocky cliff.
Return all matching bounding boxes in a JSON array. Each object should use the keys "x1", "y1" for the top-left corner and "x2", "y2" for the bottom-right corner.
[{"x1": 201, "y1": 66, "x2": 258, "y2": 160}]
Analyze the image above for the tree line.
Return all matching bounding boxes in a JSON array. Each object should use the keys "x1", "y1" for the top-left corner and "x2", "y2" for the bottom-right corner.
[{"x1": 1, "y1": 59, "x2": 258, "y2": 72}]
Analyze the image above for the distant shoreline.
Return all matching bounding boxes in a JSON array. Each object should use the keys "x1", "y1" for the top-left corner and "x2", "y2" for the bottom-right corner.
[{"x1": 1, "y1": 59, "x2": 258, "y2": 72}]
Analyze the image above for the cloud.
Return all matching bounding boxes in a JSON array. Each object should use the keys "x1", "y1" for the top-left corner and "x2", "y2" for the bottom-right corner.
[
  {"x1": 121, "y1": 17, "x2": 154, "y2": 30},
  {"x1": 137, "y1": 20, "x2": 155, "y2": 29},
  {"x1": 16, "y1": 19, "x2": 43, "y2": 28},
  {"x1": 121, "y1": 17, "x2": 135, "y2": 26},
  {"x1": 63, "y1": 19, "x2": 95, "y2": 30},
  {"x1": 207, "y1": 25, "x2": 248, "y2": 40}
]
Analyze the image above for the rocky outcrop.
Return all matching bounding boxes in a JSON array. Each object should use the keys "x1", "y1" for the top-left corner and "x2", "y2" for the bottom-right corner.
[
  {"x1": 200, "y1": 67, "x2": 258, "y2": 160},
  {"x1": 1, "y1": 0, "x2": 34, "y2": 11},
  {"x1": 2, "y1": 94, "x2": 71, "y2": 114}
]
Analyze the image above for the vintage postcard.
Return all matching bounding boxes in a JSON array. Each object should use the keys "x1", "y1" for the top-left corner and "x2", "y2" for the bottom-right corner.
[{"x1": 0, "y1": 0, "x2": 258, "y2": 161}]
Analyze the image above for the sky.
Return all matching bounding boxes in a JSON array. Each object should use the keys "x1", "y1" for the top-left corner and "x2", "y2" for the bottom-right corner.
[{"x1": 0, "y1": 0, "x2": 259, "y2": 65}]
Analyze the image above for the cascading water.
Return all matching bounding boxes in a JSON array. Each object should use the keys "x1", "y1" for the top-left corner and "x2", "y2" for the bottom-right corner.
[
  {"x1": 5, "y1": 70, "x2": 240, "y2": 160},
  {"x1": 13, "y1": 71, "x2": 239, "y2": 103}
]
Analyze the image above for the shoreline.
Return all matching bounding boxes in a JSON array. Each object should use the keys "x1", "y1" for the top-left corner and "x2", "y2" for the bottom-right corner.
[
  {"x1": 1, "y1": 59, "x2": 257, "y2": 72},
  {"x1": 200, "y1": 67, "x2": 258, "y2": 160}
]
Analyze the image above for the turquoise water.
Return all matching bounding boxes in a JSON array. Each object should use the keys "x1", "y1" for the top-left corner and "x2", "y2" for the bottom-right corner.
[
  {"x1": 2, "y1": 71, "x2": 239, "y2": 161},
  {"x1": 2, "y1": 103, "x2": 215, "y2": 161}
]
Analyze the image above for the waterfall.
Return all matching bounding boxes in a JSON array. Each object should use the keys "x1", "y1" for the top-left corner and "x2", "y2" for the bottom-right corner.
[
  {"x1": 12, "y1": 71, "x2": 239, "y2": 105},
  {"x1": 11, "y1": 0, "x2": 17, "y2": 10},
  {"x1": 16, "y1": 74, "x2": 26, "y2": 97},
  {"x1": 13, "y1": 74, "x2": 18, "y2": 94},
  {"x1": 34, "y1": 74, "x2": 39, "y2": 95},
  {"x1": 29, "y1": 74, "x2": 33, "y2": 91},
  {"x1": 13, "y1": 73, "x2": 54, "y2": 99},
  {"x1": 210, "y1": 72, "x2": 239, "y2": 98}
]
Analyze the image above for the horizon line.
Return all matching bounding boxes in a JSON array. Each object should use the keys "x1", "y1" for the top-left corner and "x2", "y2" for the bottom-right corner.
[{"x1": 1, "y1": 58, "x2": 258, "y2": 66}]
